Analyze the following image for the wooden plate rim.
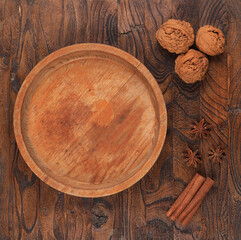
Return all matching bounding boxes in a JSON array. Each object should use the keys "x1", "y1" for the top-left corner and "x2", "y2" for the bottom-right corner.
[{"x1": 14, "y1": 43, "x2": 167, "y2": 197}]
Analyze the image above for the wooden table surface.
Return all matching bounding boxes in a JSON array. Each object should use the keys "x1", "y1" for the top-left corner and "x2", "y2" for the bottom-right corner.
[{"x1": 0, "y1": 0, "x2": 240, "y2": 239}]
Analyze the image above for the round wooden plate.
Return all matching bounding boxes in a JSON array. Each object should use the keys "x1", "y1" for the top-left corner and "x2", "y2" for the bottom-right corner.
[{"x1": 14, "y1": 44, "x2": 167, "y2": 197}]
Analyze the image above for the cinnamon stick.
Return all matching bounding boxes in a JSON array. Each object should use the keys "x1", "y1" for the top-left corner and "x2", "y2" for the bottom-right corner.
[
  {"x1": 177, "y1": 177, "x2": 214, "y2": 223},
  {"x1": 166, "y1": 173, "x2": 205, "y2": 220},
  {"x1": 171, "y1": 174, "x2": 205, "y2": 220},
  {"x1": 181, "y1": 196, "x2": 205, "y2": 226}
]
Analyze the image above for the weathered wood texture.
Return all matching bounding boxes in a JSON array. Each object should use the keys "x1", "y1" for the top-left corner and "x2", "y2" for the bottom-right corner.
[{"x1": 0, "y1": 0, "x2": 240, "y2": 239}]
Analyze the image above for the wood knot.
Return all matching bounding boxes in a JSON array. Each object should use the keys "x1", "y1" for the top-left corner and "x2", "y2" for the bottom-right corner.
[{"x1": 92, "y1": 206, "x2": 108, "y2": 229}]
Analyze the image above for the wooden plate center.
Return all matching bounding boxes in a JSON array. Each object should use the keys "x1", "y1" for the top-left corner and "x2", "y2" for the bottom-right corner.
[{"x1": 24, "y1": 57, "x2": 158, "y2": 187}]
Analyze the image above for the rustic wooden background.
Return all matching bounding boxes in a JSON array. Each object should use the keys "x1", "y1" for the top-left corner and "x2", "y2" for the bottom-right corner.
[{"x1": 0, "y1": 0, "x2": 240, "y2": 239}]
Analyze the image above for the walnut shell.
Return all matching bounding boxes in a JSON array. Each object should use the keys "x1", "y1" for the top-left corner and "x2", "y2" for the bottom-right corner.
[
  {"x1": 196, "y1": 25, "x2": 225, "y2": 56},
  {"x1": 175, "y1": 49, "x2": 209, "y2": 84},
  {"x1": 156, "y1": 19, "x2": 194, "y2": 54}
]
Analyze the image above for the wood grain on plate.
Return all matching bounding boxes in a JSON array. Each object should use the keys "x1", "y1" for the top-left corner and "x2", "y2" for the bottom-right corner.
[{"x1": 14, "y1": 43, "x2": 167, "y2": 197}]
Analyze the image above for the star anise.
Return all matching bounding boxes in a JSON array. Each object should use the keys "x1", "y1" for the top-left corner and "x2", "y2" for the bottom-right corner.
[
  {"x1": 184, "y1": 147, "x2": 201, "y2": 168},
  {"x1": 208, "y1": 146, "x2": 225, "y2": 163},
  {"x1": 190, "y1": 119, "x2": 211, "y2": 139}
]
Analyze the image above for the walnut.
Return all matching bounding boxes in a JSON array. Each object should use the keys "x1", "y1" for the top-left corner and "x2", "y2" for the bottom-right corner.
[
  {"x1": 156, "y1": 19, "x2": 194, "y2": 54},
  {"x1": 196, "y1": 25, "x2": 225, "y2": 56},
  {"x1": 175, "y1": 49, "x2": 209, "y2": 84}
]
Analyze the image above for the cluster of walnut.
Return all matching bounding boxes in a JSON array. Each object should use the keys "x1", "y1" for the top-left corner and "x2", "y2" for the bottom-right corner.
[{"x1": 156, "y1": 19, "x2": 225, "y2": 83}]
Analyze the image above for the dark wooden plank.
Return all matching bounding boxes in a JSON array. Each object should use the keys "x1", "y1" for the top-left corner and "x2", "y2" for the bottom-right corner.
[
  {"x1": 32, "y1": 5, "x2": 67, "y2": 228},
  {"x1": 118, "y1": 0, "x2": 145, "y2": 62},
  {"x1": 197, "y1": 0, "x2": 230, "y2": 239},
  {"x1": 143, "y1": 1, "x2": 174, "y2": 239},
  {"x1": 169, "y1": 0, "x2": 204, "y2": 238},
  {"x1": 199, "y1": 56, "x2": 229, "y2": 239},
  {"x1": 65, "y1": 197, "x2": 92, "y2": 240},
  {"x1": 0, "y1": 46, "x2": 13, "y2": 240},
  {"x1": 86, "y1": 0, "x2": 118, "y2": 45},
  {"x1": 0, "y1": 0, "x2": 41, "y2": 239},
  {"x1": 117, "y1": 1, "x2": 147, "y2": 239},
  {"x1": 83, "y1": 1, "x2": 118, "y2": 239},
  {"x1": 226, "y1": 1, "x2": 241, "y2": 239},
  {"x1": 228, "y1": 111, "x2": 241, "y2": 240},
  {"x1": 14, "y1": 1, "x2": 66, "y2": 239}
]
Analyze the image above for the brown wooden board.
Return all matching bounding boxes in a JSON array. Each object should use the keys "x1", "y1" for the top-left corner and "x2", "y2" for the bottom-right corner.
[{"x1": 0, "y1": 0, "x2": 240, "y2": 239}]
